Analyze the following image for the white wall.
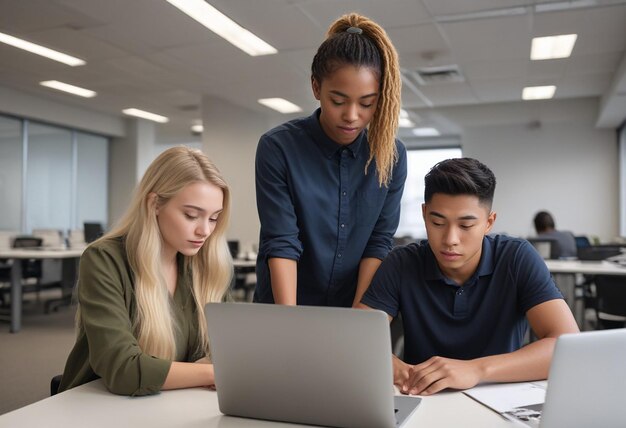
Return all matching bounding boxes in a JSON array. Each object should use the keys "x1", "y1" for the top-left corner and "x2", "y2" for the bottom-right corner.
[
  {"x1": 438, "y1": 98, "x2": 619, "y2": 241},
  {"x1": 108, "y1": 118, "x2": 156, "y2": 226},
  {"x1": 201, "y1": 96, "x2": 279, "y2": 252}
]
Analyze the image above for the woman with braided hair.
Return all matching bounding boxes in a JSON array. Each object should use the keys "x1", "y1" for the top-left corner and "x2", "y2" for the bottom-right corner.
[{"x1": 254, "y1": 13, "x2": 407, "y2": 307}]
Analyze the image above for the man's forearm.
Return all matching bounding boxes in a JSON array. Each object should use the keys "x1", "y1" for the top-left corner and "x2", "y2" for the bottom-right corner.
[{"x1": 474, "y1": 337, "x2": 558, "y2": 383}]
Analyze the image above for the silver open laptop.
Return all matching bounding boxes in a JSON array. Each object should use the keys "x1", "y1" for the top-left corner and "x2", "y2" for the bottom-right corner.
[
  {"x1": 204, "y1": 303, "x2": 421, "y2": 428},
  {"x1": 541, "y1": 328, "x2": 626, "y2": 427}
]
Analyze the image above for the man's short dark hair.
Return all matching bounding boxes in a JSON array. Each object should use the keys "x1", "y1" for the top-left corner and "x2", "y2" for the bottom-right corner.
[
  {"x1": 424, "y1": 158, "x2": 496, "y2": 207},
  {"x1": 533, "y1": 211, "x2": 555, "y2": 233}
]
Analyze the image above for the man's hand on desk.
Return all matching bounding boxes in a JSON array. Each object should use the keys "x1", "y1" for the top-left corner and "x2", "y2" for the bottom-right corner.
[
  {"x1": 392, "y1": 355, "x2": 411, "y2": 388},
  {"x1": 395, "y1": 356, "x2": 484, "y2": 396}
]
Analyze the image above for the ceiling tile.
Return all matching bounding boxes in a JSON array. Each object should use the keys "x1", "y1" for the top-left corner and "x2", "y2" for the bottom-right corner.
[
  {"x1": 462, "y1": 59, "x2": 528, "y2": 81},
  {"x1": 297, "y1": 0, "x2": 433, "y2": 29},
  {"x1": 439, "y1": 15, "x2": 531, "y2": 62},
  {"x1": 422, "y1": 0, "x2": 530, "y2": 17}
]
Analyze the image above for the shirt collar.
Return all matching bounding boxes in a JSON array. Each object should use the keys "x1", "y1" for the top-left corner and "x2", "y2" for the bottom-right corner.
[
  {"x1": 423, "y1": 236, "x2": 495, "y2": 282},
  {"x1": 305, "y1": 108, "x2": 364, "y2": 159}
]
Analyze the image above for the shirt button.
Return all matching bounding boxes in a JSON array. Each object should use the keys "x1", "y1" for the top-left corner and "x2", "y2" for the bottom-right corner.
[
  {"x1": 340, "y1": 223, "x2": 345, "y2": 228},
  {"x1": 337, "y1": 253, "x2": 342, "y2": 258},
  {"x1": 342, "y1": 191, "x2": 347, "y2": 196}
]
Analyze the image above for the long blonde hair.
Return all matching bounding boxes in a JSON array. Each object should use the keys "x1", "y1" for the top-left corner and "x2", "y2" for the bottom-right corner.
[
  {"x1": 90, "y1": 146, "x2": 232, "y2": 360},
  {"x1": 311, "y1": 13, "x2": 402, "y2": 187}
]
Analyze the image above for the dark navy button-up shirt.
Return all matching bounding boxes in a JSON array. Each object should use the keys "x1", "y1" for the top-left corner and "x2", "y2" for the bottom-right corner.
[
  {"x1": 361, "y1": 235, "x2": 564, "y2": 364},
  {"x1": 254, "y1": 109, "x2": 407, "y2": 307}
]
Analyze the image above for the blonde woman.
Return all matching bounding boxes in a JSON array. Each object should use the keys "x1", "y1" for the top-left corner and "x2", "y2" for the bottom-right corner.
[
  {"x1": 59, "y1": 146, "x2": 232, "y2": 396},
  {"x1": 254, "y1": 13, "x2": 407, "y2": 307}
]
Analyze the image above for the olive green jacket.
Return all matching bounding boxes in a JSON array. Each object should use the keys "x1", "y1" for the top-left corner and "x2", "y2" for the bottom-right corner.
[{"x1": 58, "y1": 237, "x2": 205, "y2": 396}]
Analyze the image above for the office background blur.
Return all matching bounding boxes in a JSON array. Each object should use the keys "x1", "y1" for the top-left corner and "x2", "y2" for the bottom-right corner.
[
  {"x1": 1, "y1": 0, "x2": 626, "y2": 416},
  {"x1": 1, "y1": 0, "x2": 625, "y2": 251}
]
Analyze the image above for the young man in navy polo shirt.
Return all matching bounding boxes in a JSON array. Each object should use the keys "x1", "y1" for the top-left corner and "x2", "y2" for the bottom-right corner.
[{"x1": 359, "y1": 158, "x2": 579, "y2": 395}]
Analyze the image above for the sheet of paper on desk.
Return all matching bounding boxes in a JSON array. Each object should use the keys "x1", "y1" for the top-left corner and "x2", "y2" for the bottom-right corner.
[{"x1": 463, "y1": 382, "x2": 546, "y2": 413}]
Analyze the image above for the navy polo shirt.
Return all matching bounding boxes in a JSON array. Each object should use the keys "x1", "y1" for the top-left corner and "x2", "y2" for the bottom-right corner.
[
  {"x1": 361, "y1": 235, "x2": 563, "y2": 364},
  {"x1": 254, "y1": 109, "x2": 407, "y2": 307}
]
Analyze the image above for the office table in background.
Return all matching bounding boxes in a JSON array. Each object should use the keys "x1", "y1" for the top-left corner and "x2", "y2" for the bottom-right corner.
[
  {"x1": 544, "y1": 259, "x2": 626, "y2": 327},
  {"x1": 0, "y1": 379, "x2": 513, "y2": 428},
  {"x1": 0, "y1": 247, "x2": 84, "y2": 333},
  {"x1": 233, "y1": 259, "x2": 256, "y2": 269}
]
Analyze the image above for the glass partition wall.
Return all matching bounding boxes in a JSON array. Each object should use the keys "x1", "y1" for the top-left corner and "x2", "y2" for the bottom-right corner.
[
  {"x1": 0, "y1": 114, "x2": 109, "y2": 236},
  {"x1": 0, "y1": 116, "x2": 23, "y2": 232}
]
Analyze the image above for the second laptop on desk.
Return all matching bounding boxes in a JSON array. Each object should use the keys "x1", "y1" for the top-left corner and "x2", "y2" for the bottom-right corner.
[
  {"x1": 205, "y1": 303, "x2": 421, "y2": 428},
  {"x1": 465, "y1": 328, "x2": 626, "y2": 428}
]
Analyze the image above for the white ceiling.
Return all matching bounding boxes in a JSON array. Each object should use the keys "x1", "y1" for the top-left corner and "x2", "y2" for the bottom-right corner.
[{"x1": 1, "y1": 0, "x2": 625, "y2": 139}]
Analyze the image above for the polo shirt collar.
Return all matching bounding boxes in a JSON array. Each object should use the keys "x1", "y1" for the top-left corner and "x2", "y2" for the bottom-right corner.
[
  {"x1": 476, "y1": 236, "x2": 495, "y2": 277},
  {"x1": 423, "y1": 236, "x2": 495, "y2": 282},
  {"x1": 305, "y1": 108, "x2": 364, "y2": 159}
]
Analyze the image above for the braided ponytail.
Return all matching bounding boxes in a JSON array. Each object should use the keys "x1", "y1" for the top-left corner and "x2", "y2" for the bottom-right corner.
[{"x1": 312, "y1": 13, "x2": 402, "y2": 187}]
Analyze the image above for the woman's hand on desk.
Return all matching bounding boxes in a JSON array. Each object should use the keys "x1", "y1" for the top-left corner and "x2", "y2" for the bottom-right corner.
[
  {"x1": 195, "y1": 358, "x2": 217, "y2": 390},
  {"x1": 399, "y1": 356, "x2": 483, "y2": 396}
]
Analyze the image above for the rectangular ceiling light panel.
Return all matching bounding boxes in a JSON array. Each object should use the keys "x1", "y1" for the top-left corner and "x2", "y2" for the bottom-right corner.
[
  {"x1": 522, "y1": 85, "x2": 556, "y2": 100},
  {"x1": 258, "y1": 98, "x2": 302, "y2": 114},
  {"x1": 122, "y1": 108, "x2": 170, "y2": 123},
  {"x1": 531, "y1": 34, "x2": 577, "y2": 60},
  {"x1": 0, "y1": 31, "x2": 85, "y2": 66},
  {"x1": 40, "y1": 80, "x2": 96, "y2": 98},
  {"x1": 167, "y1": 0, "x2": 277, "y2": 56}
]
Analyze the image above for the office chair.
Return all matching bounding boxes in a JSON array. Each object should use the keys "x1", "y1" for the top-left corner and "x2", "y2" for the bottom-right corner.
[
  {"x1": 0, "y1": 261, "x2": 11, "y2": 307},
  {"x1": 593, "y1": 275, "x2": 626, "y2": 329},
  {"x1": 9, "y1": 236, "x2": 62, "y2": 307},
  {"x1": 228, "y1": 240, "x2": 255, "y2": 301},
  {"x1": 12, "y1": 236, "x2": 44, "y2": 292},
  {"x1": 227, "y1": 240, "x2": 240, "y2": 259},
  {"x1": 0, "y1": 237, "x2": 41, "y2": 306},
  {"x1": 0, "y1": 231, "x2": 17, "y2": 305},
  {"x1": 83, "y1": 222, "x2": 104, "y2": 244},
  {"x1": 50, "y1": 374, "x2": 63, "y2": 396}
]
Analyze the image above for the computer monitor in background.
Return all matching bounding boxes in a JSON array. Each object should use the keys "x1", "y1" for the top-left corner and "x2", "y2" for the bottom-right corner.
[
  {"x1": 577, "y1": 245, "x2": 623, "y2": 261},
  {"x1": 227, "y1": 240, "x2": 240, "y2": 259},
  {"x1": 83, "y1": 222, "x2": 104, "y2": 243},
  {"x1": 527, "y1": 238, "x2": 560, "y2": 260},
  {"x1": 574, "y1": 235, "x2": 591, "y2": 248}
]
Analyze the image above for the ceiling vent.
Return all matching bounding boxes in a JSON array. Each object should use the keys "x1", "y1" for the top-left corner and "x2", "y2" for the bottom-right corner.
[
  {"x1": 402, "y1": 65, "x2": 464, "y2": 86},
  {"x1": 178, "y1": 104, "x2": 199, "y2": 111}
]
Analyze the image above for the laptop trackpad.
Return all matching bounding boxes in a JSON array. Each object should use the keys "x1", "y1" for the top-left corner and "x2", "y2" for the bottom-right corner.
[{"x1": 394, "y1": 396, "x2": 421, "y2": 427}]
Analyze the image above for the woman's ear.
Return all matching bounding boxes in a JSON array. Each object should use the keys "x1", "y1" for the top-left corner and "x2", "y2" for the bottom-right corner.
[
  {"x1": 311, "y1": 77, "x2": 321, "y2": 100},
  {"x1": 147, "y1": 192, "x2": 159, "y2": 215}
]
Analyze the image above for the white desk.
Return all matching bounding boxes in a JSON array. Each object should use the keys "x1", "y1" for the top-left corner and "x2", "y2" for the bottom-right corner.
[
  {"x1": 544, "y1": 259, "x2": 626, "y2": 327},
  {"x1": 0, "y1": 379, "x2": 513, "y2": 428},
  {"x1": 233, "y1": 259, "x2": 256, "y2": 269},
  {"x1": 544, "y1": 259, "x2": 626, "y2": 276},
  {"x1": 0, "y1": 247, "x2": 84, "y2": 333}
]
